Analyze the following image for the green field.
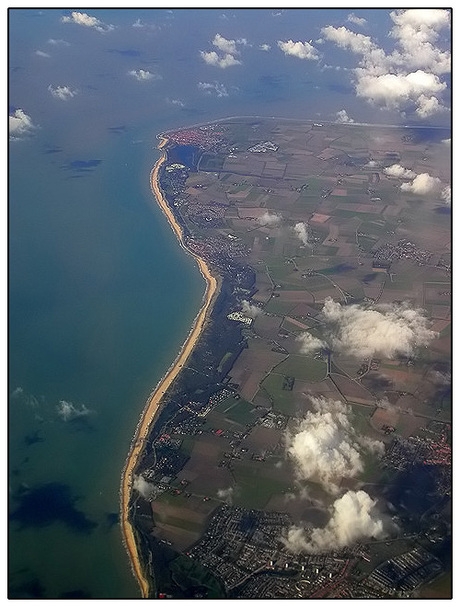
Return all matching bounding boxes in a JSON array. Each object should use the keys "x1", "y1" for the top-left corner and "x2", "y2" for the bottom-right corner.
[
  {"x1": 214, "y1": 396, "x2": 259, "y2": 426},
  {"x1": 274, "y1": 355, "x2": 327, "y2": 382},
  {"x1": 260, "y1": 373, "x2": 297, "y2": 415},
  {"x1": 232, "y1": 460, "x2": 293, "y2": 509},
  {"x1": 170, "y1": 555, "x2": 226, "y2": 598}
]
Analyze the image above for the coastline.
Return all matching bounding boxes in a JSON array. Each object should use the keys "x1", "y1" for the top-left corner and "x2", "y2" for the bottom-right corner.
[{"x1": 120, "y1": 134, "x2": 219, "y2": 598}]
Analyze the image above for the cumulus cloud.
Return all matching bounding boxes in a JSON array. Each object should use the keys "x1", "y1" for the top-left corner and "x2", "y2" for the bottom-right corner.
[
  {"x1": 200, "y1": 50, "x2": 241, "y2": 68},
  {"x1": 198, "y1": 81, "x2": 229, "y2": 97},
  {"x1": 347, "y1": 13, "x2": 367, "y2": 27},
  {"x1": 277, "y1": 39, "x2": 319, "y2": 61},
  {"x1": 48, "y1": 85, "x2": 78, "y2": 100},
  {"x1": 400, "y1": 172, "x2": 442, "y2": 195},
  {"x1": 321, "y1": 297, "x2": 436, "y2": 359},
  {"x1": 241, "y1": 300, "x2": 261, "y2": 318},
  {"x1": 282, "y1": 490, "x2": 386, "y2": 553},
  {"x1": 133, "y1": 475, "x2": 156, "y2": 499},
  {"x1": 259, "y1": 43, "x2": 271, "y2": 52},
  {"x1": 321, "y1": 9, "x2": 451, "y2": 118},
  {"x1": 9, "y1": 109, "x2": 36, "y2": 139},
  {"x1": 355, "y1": 70, "x2": 446, "y2": 114},
  {"x1": 383, "y1": 163, "x2": 416, "y2": 179},
  {"x1": 61, "y1": 11, "x2": 114, "y2": 33},
  {"x1": 297, "y1": 332, "x2": 326, "y2": 355},
  {"x1": 286, "y1": 397, "x2": 383, "y2": 493},
  {"x1": 128, "y1": 69, "x2": 161, "y2": 82},
  {"x1": 57, "y1": 400, "x2": 91, "y2": 422},
  {"x1": 336, "y1": 109, "x2": 354, "y2": 123},
  {"x1": 35, "y1": 50, "x2": 50, "y2": 58},
  {"x1": 212, "y1": 33, "x2": 238, "y2": 55},
  {"x1": 293, "y1": 222, "x2": 311, "y2": 246}
]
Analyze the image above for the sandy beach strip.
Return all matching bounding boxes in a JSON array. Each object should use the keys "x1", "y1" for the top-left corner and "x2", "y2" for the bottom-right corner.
[{"x1": 120, "y1": 135, "x2": 218, "y2": 598}]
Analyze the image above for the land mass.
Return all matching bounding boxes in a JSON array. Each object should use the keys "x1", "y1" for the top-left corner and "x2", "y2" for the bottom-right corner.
[{"x1": 122, "y1": 117, "x2": 451, "y2": 599}]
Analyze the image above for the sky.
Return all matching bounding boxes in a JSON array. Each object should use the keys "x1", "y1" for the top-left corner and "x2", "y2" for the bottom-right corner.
[{"x1": 9, "y1": 5, "x2": 452, "y2": 145}]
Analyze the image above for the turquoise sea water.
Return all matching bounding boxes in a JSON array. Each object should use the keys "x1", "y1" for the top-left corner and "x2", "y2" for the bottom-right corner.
[{"x1": 9, "y1": 124, "x2": 205, "y2": 598}]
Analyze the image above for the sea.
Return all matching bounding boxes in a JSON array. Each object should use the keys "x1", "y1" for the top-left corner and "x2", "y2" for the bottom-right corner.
[{"x1": 8, "y1": 8, "x2": 451, "y2": 599}]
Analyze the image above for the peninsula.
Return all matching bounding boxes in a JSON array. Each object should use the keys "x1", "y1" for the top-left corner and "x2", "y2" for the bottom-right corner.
[
  {"x1": 123, "y1": 117, "x2": 451, "y2": 599},
  {"x1": 120, "y1": 134, "x2": 219, "y2": 598}
]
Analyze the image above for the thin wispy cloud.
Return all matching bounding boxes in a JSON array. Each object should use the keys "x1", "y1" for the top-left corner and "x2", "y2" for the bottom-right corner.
[
  {"x1": 166, "y1": 97, "x2": 185, "y2": 107},
  {"x1": 57, "y1": 400, "x2": 92, "y2": 422},
  {"x1": 48, "y1": 85, "x2": 78, "y2": 100},
  {"x1": 48, "y1": 38, "x2": 70, "y2": 46},
  {"x1": 198, "y1": 81, "x2": 229, "y2": 97},
  {"x1": 347, "y1": 13, "x2": 367, "y2": 27},
  {"x1": 35, "y1": 50, "x2": 50, "y2": 58}
]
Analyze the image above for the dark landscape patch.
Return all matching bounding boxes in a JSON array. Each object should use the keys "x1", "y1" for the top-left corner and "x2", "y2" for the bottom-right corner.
[
  {"x1": 24, "y1": 431, "x2": 44, "y2": 446},
  {"x1": 10, "y1": 482, "x2": 97, "y2": 534},
  {"x1": 9, "y1": 576, "x2": 45, "y2": 599}
]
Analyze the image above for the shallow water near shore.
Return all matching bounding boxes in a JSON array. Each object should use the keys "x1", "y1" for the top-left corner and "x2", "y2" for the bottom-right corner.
[{"x1": 9, "y1": 124, "x2": 206, "y2": 598}]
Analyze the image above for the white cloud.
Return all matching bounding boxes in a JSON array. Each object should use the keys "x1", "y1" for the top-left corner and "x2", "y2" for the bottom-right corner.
[
  {"x1": 61, "y1": 11, "x2": 114, "y2": 33},
  {"x1": 133, "y1": 475, "x2": 156, "y2": 499},
  {"x1": 321, "y1": 10, "x2": 451, "y2": 119},
  {"x1": 277, "y1": 39, "x2": 319, "y2": 61},
  {"x1": 441, "y1": 185, "x2": 451, "y2": 205},
  {"x1": 297, "y1": 332, "x2": 326, "y2": 355},
  {"x1": 198, "y1": 81, "x2": 229, "y2": 97},
  {"x1": 389, "y1": 9, "x2": 451, "y2": 75},
  {"x1": 347, "y1": 13, "x2": 367, "y2": 27},
  {"x1": 321, "y1": 25, "x2": 376, "y2": 55},
  {"x1": 257, "y1": 211, "x2": 282, "y2": 227},
  {"x1": 9, "y1": 109, "x2": 36, "y2": 139},
  {"x1": 259, "y1": 43, "x2": 271, "y2": 52},
  {"x1": 282, "y1": 490, "x2": 387, "y2": 553},
  {"x1": 293, "y1": 222, "x2": 311, "y2": 246},
  {"x1": 241, "y1": 300, "x2": 261, "y2": 318},
  {"x1": 57, "y1": 400, "x2": 91, "y2": 422},
  {"x1": 48, "y1": 85, "x2": 78, "y2": 100},
  {"x1": 400, "y1": 172, "x2": 442, "y2": 195},
  {"x1": 383, "y1": 163, "x2": 416, "y2": 179},
  {"x1": 200, "y1": 50, "x2": 241, "y2": 68},
  {"x1": 355, "y1": 70, "x2": 446, "y2": 114},
  {"x1": 128, "y1": 69, "x2": 161, "y2": 82},
  {"x1": 336, "y1": 109, "x2": 354, "y2": 123},
  {"x1": 286, "y1": 397, "x2": 383, "y2": 493},
  {"x1": 321, "y1": 297, "x2": 436, "y2": 359},
  {"x1": 35, "y1": 50, "x2": 50, "y2": 58},
  {"x1": 212, "y1": 33, "x2": 238, "y2": 55}
]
